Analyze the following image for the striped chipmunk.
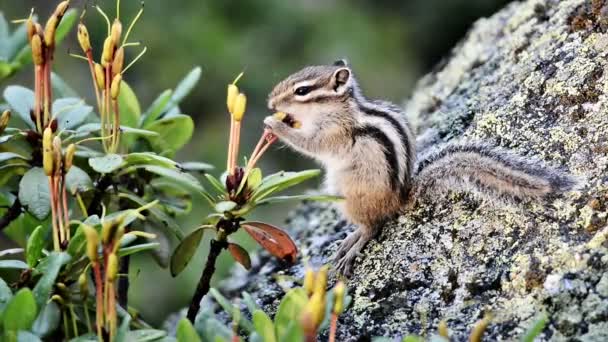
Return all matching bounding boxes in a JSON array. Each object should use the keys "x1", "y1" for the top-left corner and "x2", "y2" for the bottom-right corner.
[{"x1": 264, "y1": 60, "x2": 579, "y2": 277}]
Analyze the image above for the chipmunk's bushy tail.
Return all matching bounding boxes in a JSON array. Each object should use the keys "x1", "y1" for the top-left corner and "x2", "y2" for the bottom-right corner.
[{"x1": 411, "y1": 142, "x2": 580, "y2": 203}]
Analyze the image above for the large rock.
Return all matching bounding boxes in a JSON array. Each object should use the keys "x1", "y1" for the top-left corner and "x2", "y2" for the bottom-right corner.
[{"x1": 223, "y1": 0, "x2": 608, "y2": 340}]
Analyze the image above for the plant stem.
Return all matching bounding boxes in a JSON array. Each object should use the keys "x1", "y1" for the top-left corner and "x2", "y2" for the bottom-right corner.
[
  {"x1": 0, "y1": 198, "x2": 21, "y2": 231},
  {"x1": 329, "y1": 314, "x2": 338, "y2": 342},
  {"x1": 186, "y1": 238, "x2": 228, "y2": 322},
  {"x1": 92, "y1": 263, "x2": 104, "y2": 340}
]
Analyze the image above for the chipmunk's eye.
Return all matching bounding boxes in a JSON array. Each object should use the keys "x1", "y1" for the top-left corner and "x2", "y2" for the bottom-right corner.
[{"x1": 294, "y1": 86, "x2": 312, "y2": 96}]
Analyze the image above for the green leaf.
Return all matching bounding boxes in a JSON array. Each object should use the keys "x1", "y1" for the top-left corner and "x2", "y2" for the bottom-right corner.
[
  {"x1": 176, "y1": 318, "x2": 201, "y2": 342},
  {"x1": 18, "y1": 168, "x2": 51, "y2": 220},
  {"x1": 252, "y1": 310, "x2": 276, "y2": 342},
  {"x1": 141, "y1": 89, "x2": 173, "y2": 128},
  {"x1": 26, "y1": 226, "x2": 45, "y2": 268},
  {"x1": 53, "y1": 98, "x2": 93, "y2": 130},
  {"x1": 88, "y1": 154, "x2": 124, "y2": 174},
  {"x1": 115, "y1": 314, "x2": 131, "y2": 342},
  {"x1": 3, "y1": 86, "x2": 35, "y2": 128},
  {"x1": 118, "y1": 193, "x2": 184, "y2": 240},
  {"x1": 67, "y1": 334, "x2": 97, "y2": 342},
  {"x1": 0, "y1": 278, "x2": 13, "y2": 315},
  {"x1": 256, "y1": 194, "x2": 343, "y2": 205},
  {"x1": 32, "y1": 252, "x2": 70, "y2": 309},
  {"x1": 126, "y1": 330, "x2": 167, "y2": 341},
  {"x1": 274, "y1": 288, "x2": 308, "y2": 339},
  {"x1": 144, "y1": 165, "x2": 205, "y2": 194},
  {"x1": 214, "y1": 201, "x2": 237, "y2": 213},
  {"x1": 51, "y1": 72, "x2": 78, "y2": 98},
  {"x1": 124, "y1": 152, "x2": 177, "y2": 169},
  {"x1": 145, "y1": 114, "x2": 194, "y2": 152},
  {"x1": 170, "y1": 227, "x2": 207, "y2": 277},
  {"x1": 210, "y1": 288, "x2": 253, "y2": 333},
  {"x1": 118, "y1": 242, "x2": 160, "y2": 257},
  {"x1": 180, "y1": 162, "x2": 214, "y2": 172},
  {"x1": 172, "y1": 67, "x2": 202, "y2": 105},
  {"x1": 77, "y1": 123, "x2": 159, "y2": 137},
  {"x1": 252, "y1": 170, "x2": 321, "y2": 202},
  {"x1": 3, "y1": 288, "x2": 37, "y2": 331},
  {"x1": 521, "y1": 314, "x2": 548, "y2": 342},
  {"x1": 31, "y1": 301, "x2": 60, "y2": 338},
  {"x1": 17, "y1": 331, "x2": 42, "y2": 342},
  {"x1": 204, "y1": 174, "x2": 227, "y2": 195},
  {"x1": 118, "y1": 82, "x2": 142, "y2": 128},
  {"x1": 65, "y1": 166, "x2": 93, "y2": 194},
  {"x1": 248, "y1": 168, "x2": 263, "y2": 190},
  {"x1": 281, "y1": 321, "x2": 304, "y2": 342},
  {"x1": 0, "y1": 152, "x2": 28, "y2": 163},
  {"x1": 242, "y1": 292, "x2": 261, "y2": 314},
  {"x1": 0, "y1": 260, "x2": 28, "y2": 269}
]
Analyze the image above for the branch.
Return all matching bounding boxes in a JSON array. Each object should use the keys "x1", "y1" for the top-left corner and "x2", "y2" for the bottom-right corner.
[{"x1": 0, "y1": 198, "x2": 22, "y2": 231}]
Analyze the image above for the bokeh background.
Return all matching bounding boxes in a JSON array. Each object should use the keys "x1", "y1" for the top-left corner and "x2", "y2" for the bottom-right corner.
[{"x1": 0, "y1": 0, "x2": 510, "y2": 325}]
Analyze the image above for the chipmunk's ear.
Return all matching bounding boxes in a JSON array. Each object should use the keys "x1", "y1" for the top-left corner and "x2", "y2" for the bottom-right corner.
[
  {"x1": 333, "y1": 59, "x2": 349, "y2": 67},
  {"x1": 331, "y1": 67, "x2": 351, "y2": 92}
]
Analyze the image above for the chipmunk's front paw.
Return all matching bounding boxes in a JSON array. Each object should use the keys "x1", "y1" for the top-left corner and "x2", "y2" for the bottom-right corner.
[{"x1": 263, "y1": 116, "x2": 289, "y2": 136}]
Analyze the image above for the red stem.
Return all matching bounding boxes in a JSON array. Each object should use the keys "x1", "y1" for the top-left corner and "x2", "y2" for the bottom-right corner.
[
  {"x1": 92, "y1": 263, "x2": 104, "y2": 337},
  {"x1": 329, "y1": 314, "x2": 338, "y2": 342}
]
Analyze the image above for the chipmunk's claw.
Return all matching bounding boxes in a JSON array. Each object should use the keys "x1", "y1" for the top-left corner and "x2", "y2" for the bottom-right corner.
[{"x1": 332, "y1": 229, "x2": 370, "y2": 277}]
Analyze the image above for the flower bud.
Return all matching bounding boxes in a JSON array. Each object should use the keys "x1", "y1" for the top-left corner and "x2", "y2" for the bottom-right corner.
[
  {"x1": 27, "y1": 18, "x2": 35, "y2": 42},
  {"x1": 233, "y1": 93, "x2": 247, "y2": 122},
  {"x1": 438, "y1": 320, "x2": 449, "y2": 339},
  {"x1": 111, "y1": 74, "x2": 122, "y2": 99},
  {"x1": 44, "y1": 15, "x2": 59, "y2": 48},
  {"x1": 0, "y1": 110, "x2": 10, "y2": 134},
  {"x1": 82, "y1": 225, "x2": 99, "y2": 262},
  {"x1": 51, "y1": 294, "x2": 65, "y2": 305},
  {"x1": 112, "y1": 47, "x2": 125, "y2": 75},
  {"x1": 102, "y1": 221, "x2": 118, "y2": 245},
  {"x1": 273, "y1": 111, "x2": 287, "y2": 121},
  {"x1": 226, "y1": 84, "x2": 239, "y2": 114},
  {"x1": 332, "y1": 281, "x2": 346, "y2": 315},
  {"x1": 304, "y1": 292, "x2": 326, "y2": 329},
  {"x1": 53, "y1": 1, "x2": 70, "y2": 18},
  {"x1": 77, "y1": 23, "x2": 91, "y2": 53},
  {"x1": 78, "y1": 272, "x2": 88, "y2": 299},
  {"x1": 94, "y1": 63, "x2": 105, "y2": 89},
  {"x1": 64, "y1": 144, "x2": 76, "y2": 171},
  {"x1": 313, "y1": 265, "x2": 328, "y2": 297},
  {"x1": 107, "y1": 253, "x2": 118, "y2": 282},
  {"x1": 101, "y1": 37, "x2": 115, "y2": 67},
  {"x1": 42, "y1": 127, "x2": 54, "y2": 176},
  {"x1": 52, "y1": 136, "x2": 62, "y2": 174},
  {"x1": 31, "y1": 34, "x2": 44, "y2": 66},
  {"x1": 303, "y1": 267, "x2": 315, "y2": 297},
  {"x1": 111, "y1": 19, "x2": 122, "y2": 45}
]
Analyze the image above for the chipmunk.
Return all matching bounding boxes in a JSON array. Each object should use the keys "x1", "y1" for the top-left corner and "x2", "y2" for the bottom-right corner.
[{"x1": 264, "y1": 60, "x2": 578, "y2": 276}]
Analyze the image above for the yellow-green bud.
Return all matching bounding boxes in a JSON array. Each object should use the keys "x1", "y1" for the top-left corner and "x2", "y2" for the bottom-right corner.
[
  {"x1": 27, "y1": 18, "x2": 35, "y2": 42},
  {"x1": 51, "y1": 294, "x2": 65, "y2": 305},
  {"x1": 110, "y1": 74, "x2": 122, "y2": 99},
  {"x1": 52, "y1": 136, "x2": 62, "y2": 174},
  {"x1": 112, "y1": 47, "x2": 125, "y2": 75},
  {"x1": 0, "y1": 110, "x2": 10, "y2": 134},
  {"x1": 306, "y1": 292, "x2": 326, "y2": 328},
  {"x1": 31, "y1": 34, "x2": 44, "y2": 66},
  {"x1": 313, "y1": 265, "x2": 328, "y2": 297},
  {"x1": 102, "y1": 221, "x2": 118, "y2": 245},
  {"x1": 44, "y1": 15, "x2": 59, "y2": 48},
  {"x1": 64, "y1": 144, "x2": 76, "y2": 171},
  {"x1": 107, "y1": 253, "x2": 118, "y2": 282},
  {"x1": 226, "y1": 84, "x2": 239, "y2": 114},
  {"x1": 53, "y1": 1, "x2": 70, "y2": 18},
  {"x1": 42, "y1": 127, "x2": 54, "y2": 176},
  {"x1": 77, "y1": 23, "x2": 91, "y2": 53},
  {"x1": 82, "y1": 225, "x2": 99, "y2": 262},
  {"x1": 94, "y1": 63, "x2": 105, "y2": 90},
  {"x1": 438, "y1": 320, "x2": 449, "y2": 339},
  {"x1": 111, "y1": 19, "x2": 122, "y2": 45},
  {"x1": 101, "y1": 37, "x2": 115, "y2": 67},
  {"x1": 303, "y1": 267, "x2": 315, "y2": 297},
  {"x1": 332, "y1": 281, "x2": 346, "y2": 315},
  {"x1": 233, "y1": 93, "x2": 247, "y2": 122},
  {"x1": 78, "y1": 272, "x2": 89, "y2": 299}
]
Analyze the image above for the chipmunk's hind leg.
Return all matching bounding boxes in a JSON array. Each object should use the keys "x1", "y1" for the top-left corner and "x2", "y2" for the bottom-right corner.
[{"x1": 333, "y1": 227, "x2": 374, "y2": 277}]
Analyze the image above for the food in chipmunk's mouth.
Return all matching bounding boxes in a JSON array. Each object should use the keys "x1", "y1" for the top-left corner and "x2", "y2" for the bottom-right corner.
[{"x1": 273, "y1": 111, "x2": 302, "y2": 129}]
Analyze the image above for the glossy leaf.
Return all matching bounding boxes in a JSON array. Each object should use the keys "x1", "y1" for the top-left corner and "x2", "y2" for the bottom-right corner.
[
  {"x1": 53, "y1": 98, "x2": 93, "y2": 130},
  {"x1": 247, "y1": 168, "x2": 263, "y2": 190},
  {"x1": 18, "y1": 168, "x2": 51, "y2": 220},
  {"x1": 242, "y1": 221, "x2": 297, "y2": 263},
  {"x1": 118, "y1": 82, "x2": 142, "y2": 128},
  {"x1": 0, "y1": 152, "x2": 28, "y2": 163},
  {"x1": 0, "y1": 260, "x2": 28, "y2": 269},
  {"x1": 126, "y1": 330, "x2": 167, "y2": 341},
  {"x1": 242, "y1": 292, "x2": 261, "y2": 314},
  {"x1": 0, "y1": 278, "x2": 13, "y2": 314},
  {"x1": 88, "y1": 154, "x2": 124, "y2": 174},
  {"x1": 3, "y1": 85, "x2": 35, "y2": 128},
  {"x1": 119, "y1": 193, "x2": 184, "y2": 240},
  {"x1": 177, "y1": 318, "x2": 201, "y2": 342},
  {"x1": 145, "y1": 114, "x2": 194, "y2": 152},
  {"x1": 77, "y1": 123, "x2": 159, "y2": 137},
  {"x1": 115, "y1": 314, "x2": 131, "y2": 342},
  {"x1": 214, "y1": 201, "x2": 237, "y2": 213},
  {"x1": 65, "y1": 166, "x2": 93, "y2": 194},
  {"x1": 51, "y1": 72, "x2": 78, "y2": 98},
  {"x1": 275, "y1": 288, "x2": 308, "y2": 339},
  {"x1": 172, "y1": 67, "x2": 202, "y2": 105},
  {"x1": 209, "y1": 288, "x2": 253, "y2": 333},
  {"x1": 31, "y1": 301, "x2": 60, "y2": 338},
  {"x1": 144, "y1": 165, "x2": 205, "y2": 194},
  {"x1": 170, "y1": 227, "x2": 206, "y2": 277},
  {"x1": 118, "y1": 242, "x2": 160, "y2": 257},
  {"x1": 228, "y1": 243, "x2": 251, "y2": 270},
  {"x1": 17, "y1": 331, "x2": 42, "y2": 342},
  {"x1": 26, "y1": 225, "x2": 45, "y2": 268},
  {"x1": 3, "y1": 288, "x2": 37, "y2": 331},
  {"x1": 251, "y1": 170, "x2": 321, "y2": 202},
  {"x1": 180, "y1": 161, "x2": 214, "y2": 172},
  {"x1": 124, "y1": 152, "x2": 177, "y2": 169},
  {"x1": 256, "y1": 194, "x2": 343, "y2": 205},
  {"x1": 141, "y1": 89, "x2": 173, "y2": 128},
  {"x1": 32, "y1": 252, "x2": 70, "y2": 309},
  {"x1": 252, "y1": 310, "x2": 276, "y2": 342},
  {"x1": 203, "y1": 173, "x2": 227, "y2": 195}
]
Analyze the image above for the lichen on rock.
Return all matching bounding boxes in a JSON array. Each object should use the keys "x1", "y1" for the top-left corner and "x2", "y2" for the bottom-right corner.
[{"x1": 222, "y1": 0, "x2": 608, "y2": 340}]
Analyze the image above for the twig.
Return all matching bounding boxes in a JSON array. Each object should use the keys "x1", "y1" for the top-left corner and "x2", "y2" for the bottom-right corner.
[
  {"x1": 0, "y1": 198, "x2": 22, "y2": 231},
  {"x1": 88, "y1": 175, "x2": 113, "y2": 216}
]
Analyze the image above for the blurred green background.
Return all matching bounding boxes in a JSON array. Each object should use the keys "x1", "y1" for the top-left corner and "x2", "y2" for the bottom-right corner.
[{"x1": 0, "y1": 0, "x2": 509, "y2": 325}]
